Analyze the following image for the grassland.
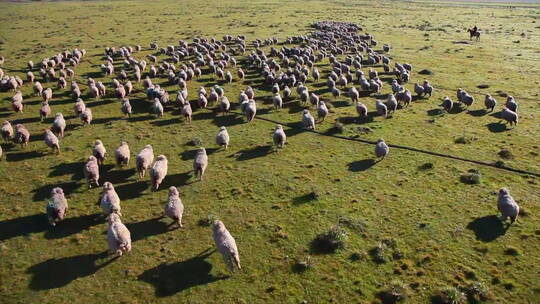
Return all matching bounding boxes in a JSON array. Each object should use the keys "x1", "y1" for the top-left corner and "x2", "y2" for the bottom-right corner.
[{"x1": 0, "y1": 0, "x2": 539, "y2": 303}]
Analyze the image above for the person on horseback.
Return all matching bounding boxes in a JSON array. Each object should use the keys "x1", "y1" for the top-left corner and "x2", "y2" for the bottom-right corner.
[{"x1": 472, "y1": 25, "x2": 478, "y2": 33}]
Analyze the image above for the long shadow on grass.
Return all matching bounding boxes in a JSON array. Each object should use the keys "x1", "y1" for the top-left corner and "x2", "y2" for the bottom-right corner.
[
  {"x1": 212, "y1": 114, "x2": 244, "y2": 127},
  {"x1": 114, "y1": 181, "x2": 149, "y2": 200},
  {"x1": 48, "y1": 161, "x2": 85, "y2": 180},
  {"x1": 138, "y1": 248, "x2": 228, "y2": 297},
  {"x1": 293, "y1": 192, "x2": 318, "y2": 205},
  {"x1": 234, "y1": 145, "x2": 272, "y2": 161},
  {"x1": 486, "y1": 122, "x2": 508, "y2": 133},
  {"x1": 347, "y1": 159, "x2": 377, "y2": 172},
  {"x1": 27, "y1": 251, "x2": 116, "y2": 290},
  {"x1": 180, "y1": 148, "x2": 218, "y2": 160},
  {"x1": 32, "y1": 181, "x2": 82, "y2": 201},
  {"x1": 6, "y1": 150, "x2": 45, "y2": 162},
  {"x1": 126, "y1": 217, "x2": 169, "y2": 242},
  {"x1": 102, "y1": 167, "x2": 136, "y2": 184},
  {"x1": 466, "y1": 215, "x2": 507, "y2": 242}
]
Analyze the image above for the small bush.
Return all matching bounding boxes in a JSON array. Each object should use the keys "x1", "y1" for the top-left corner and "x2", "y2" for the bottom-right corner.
[
  {"x1": 369, "y1": 242, "x2": 388, "y2": 264},
  {"x1": 338, "y1": 216, "x2": 367, "y2": 234},
  {"x1": 334, "y1": 121, "x2": 345, "y2": 133},
  {"x1": 504, "y1": 246, "x2": 521, "y2": 256},
  {"x1": 197, "y1": 214, "x2": 218, "y2": 227},
  {"x1": 498, "y1": 148, "x2": 513, "y2": 159},
  {"x1": 377, "y1": 280, "x2": 409, "y2": 304},
  {"x1": 454, "y1": 136, "x2": 471, "y2": 144},
  {"x1": 494, "y1": 160, "x2": 505, "y2": 168},
  {"x1": 311, "y1": 225, "x2": 348, "y2": 253},
  {"x1": 434, "y1": 287, "x2": 466, "y2": 304},
  {"x1": 460, "y1": 169, "x2": 481, "y2": 184},
  {"x1": 292, "y1": 256, "x2": 312, "y2": 273},
  {"x1": 466, "y1": 281, "x2": 490, "y2": 302},
  {"x1": 419, "y1": 162, "x2": 434, "y2": 170}
]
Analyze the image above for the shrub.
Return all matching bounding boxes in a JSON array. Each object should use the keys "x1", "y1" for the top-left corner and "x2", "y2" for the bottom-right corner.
[
  {"x1": 369, "y1": 242, "x2": 388, "y2": 264},
  {"x1": 434, "y1": 287, "x2": 466, "y2": 304},
  {"x1": 334, "y1": 121, "x2": 345, "y2": 133},
  {"x1": 460, "y1": 169, "x2": 481, "y2": 184},
  {"x1": 419, "y1": 162, "x2": 434, "y2": 170},
  {"x1": 504, "y1": 246, "x2": 521, "y2": 256},
  {"x1": 377, "y1": 280, "x2": 409, "y2": 304},
  {"x1": 311, "y1": 225, "x2": 348, "y2": 253},
  {"x1": 292, "y1": 255, "x2": 313, "y2": 273},
  {"x1": 466, "y1": 281, "x2": 490, "y2": 302},
  {"x1": 498, "y1": 148, "x2": 513, "y2": 159},
  {"x1": 197, "y1": 214, "x2": 218, "y2": 227}
]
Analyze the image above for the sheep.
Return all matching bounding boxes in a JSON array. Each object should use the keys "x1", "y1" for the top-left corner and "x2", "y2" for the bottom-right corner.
[
  {"x1": 317, "y1": 100, "x2": 329, "y2": 122},
  {"x1": 28, "y1": 60, "x2": 34, "y2": 70},
  {"x1": 49, "y1": 113, "x2": 66, "y2": 138},
  {"x1": 356, "y1": 102, "x2": 368, "y2": 120},
  {"x1": 212, "y1": 220, "x2": 241, "y2": 272},
  {"x1": 33, "y1": 81, "x2": 43, "y2": 96},
  {"x1": 46, "y1": 187, "x2": 68, "y2": 226},
  {"x1": 107, "y1": 213, "x2": 131, "y2": 256},
  {"x1": 151, "y1": 98, "x2": 164, "y2": 117},
  {"x1": 442, "y1": 96, "x2": 453, "y2": 113},
  {"x1": 501, "y1": 108, "x2": 518, "y2": 126},
  {"x1": 219, "y1": 96, "x2": 231, "y2": 114},
  {"x1": 12, "y1": 99, "x2": 23, "y2": 114},
  {"x1": 272, "y1": 93, "x2": 283, "y2": 110},
  {"x1": 313, "y1": 67, "x2": 320, "y2": 82},
  {"x1": 385, "y1": 94, "x2": 398, "y2": 114},
  {"x1": 27, "y1": 71, "x2": 35, "y2": 83},
  {"x1": 208, "y1": 88, "x2": 219, "y2": 105},
  {"x1": 484, "y1": 94, "x2": 497, "y2": 112},
  {"x1": 182, "y1": 101, "x2": 192, "y2": 123},
  {"x1": 245, "y1": 99, "x2": 256, "y2": 122},
  {"x1": 283, "y1": 86, "x2": 291, "y2": 100},
  {"x1": 396, "y1": 89, "x2": 412, "y2": 107},
  {"x1": 193, "y1": 148, "x2": 208, "y2": 181},
  {"x1": 349, "y1": 87, "x2": 359, "y2": 103},
  {"x1": 80, "y1": 108, "x2": 93, "y2": 125},
  {"x1": 58, "y1": 77, "x2": 67, "y2": 89},
  {"x1": 375, "y1": 100, "x2": 388, "y2": 118},
  {"x1": 497, "y1": 187, "x2": 519, "y2": 223},
  {"x1": 391, "y1": 80, "x2": 403, "y2": 94},
  {"x1": 302, "y1": 109, "x2": 316, "y2": 130},
  {"x1": 216, "y1": 126, "x2": 230, "y2": 150},
  {"x1": 1, "y1": 121, "x2": 13, "y2": 142},
  {"x1": 331, "y1": 87, "x2": 341, "y2": 99},
  {"x1": 198, "y1": 93, "x2": 208, "y2": 109},
  {"x1": 120, "y1": 98, "x2": 132, "y2": 118},
  {"x1": 309, "y1": 93, "x2": 319, "y2": 107},
  {"x1": 414, "y1": 83, "x2": 424, "y2": 97},
  {"x1": 14, "y1": 124, "x2": 30, "y2": 148},
  {"x1": 225, "y1": 71, "x2": 233, "y2": 83},
  {"x1": 164, "y1": 186, "x2": 184, "y2": 228},
  {"x1": 39, "y1": 102, "x2": 51, "y2": 121},
  {"x1": 93, "y1": 140, "x2": 107, "y2": 165},
  {"x1": 84, "y1": 155, "x2": 100, "y2": 187},
  {"x1": 422, "y1": 80, "x2": 433, "y2": 97},
  {"x1": 273, "y1": 124, "x2": 286, "y2": 149},
  {"x1": 124, "y1": 81, "x2": 133, "y2": 96},
  {"x1": 115, "y1": 141, "x2": 130, "y2": 166},
  {"x1": 237, "y1": 68, "x2": 245, "y2": 79},
  {"x1": 505, "y1": 96, "x2": 518, "y2": 112},
  {"x1": 42, "y1": 88, "x2": 53, "y2": 103},
  {"x1": 115, "y1": 85, "x2": 126, "y2": 100},
  {"x1": 375, "y1": 138, "x2": 389, "y2": 160},
  {"x1": 44, "y1": 129, "x2": 60, "y2": 154},
  {"x1": 100, "y1": 182, "x2": 122, "y2": 216},
  {"x1": 150, "y1": 155, "x2": 168, "y2": 190}
]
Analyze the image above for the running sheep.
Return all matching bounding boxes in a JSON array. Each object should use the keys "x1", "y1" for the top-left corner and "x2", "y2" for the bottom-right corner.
[
  {"x1": 84, "y1": 155, "x2": 100, "y2": 188},
  {"x1": 484, "y1": 94, "x2": 497, "y2": 112},
  {"x1": 100, "y1": 182, "x2": 122, "y2": 216},
  {"x1": 121, "y1": 99, "x2": 132, "y2": 117},
  {"x1": 193, "y1": 148, "x2": 208, "y2": 181},
  {"x1": 273, "y1": 124, "x2": 286, "y2": 149},
  {"x1": 497, "y1": 187, "x2": 519, "y2": 224},
  {"x1": 302, "y1": 109, "x2": 316, "y2": 130},
  {"x1": 14, "y1": 124, "x2": 30, "y2": 148},
  {"x1": 375, "y1": 138, "x2": 389, "y2": 160},
  {"x1": 150, "y1": 155, "x2": 168, "y2": 190},
  {"x1": 93, "y1": 140, "x2": 107, "y2": 165},
  {"x1": 164, "y1": 186, "x2": 184, "y2": 228},
  {"x1": 107, "y1": 213, "x2": 131, "y2": 256},
  {"x1": 44, "y1": 129, "x2": 60, "y2": 154},
  {"x1": 46, "y1": 187, "x2": 68, "y2": 226},
  {"x1": 212, "y1": 220, "x2": 241, "y2": 272},
  {"x1": 1, "y1": 121, "x2": 13, "y2": 142},
  {"x1": 216, "y1": 126, "x2": 230, "y2": 150},
  {"x1": 501, "y1": 108, "x2": 518, "y2": 126},
  {"x1": 115, "y1": 141, "x2": 130, "y2": 166}
]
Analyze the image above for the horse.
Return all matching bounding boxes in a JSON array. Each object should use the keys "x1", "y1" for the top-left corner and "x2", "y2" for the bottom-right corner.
[{"x1": 467, "y1": 29, "x2": 481, "y2": 41}]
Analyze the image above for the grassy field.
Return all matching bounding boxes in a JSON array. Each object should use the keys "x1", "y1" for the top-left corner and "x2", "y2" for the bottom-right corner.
[{"x1": 0, "y1": 0, "x2": 539, "y2": 303}]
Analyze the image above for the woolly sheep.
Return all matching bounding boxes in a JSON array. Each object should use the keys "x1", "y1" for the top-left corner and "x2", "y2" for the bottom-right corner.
[
  {"x1": 216, "y1": 126, "x2": 230, "y2": 150},
  {"x1": 356, "y1": 102, "x2": 368, "y2": 120},
  {"x1": 442, "y1": 96, "x2": 453, "y2": 113},
  {"x1": 317, "y1": 100, "x2": 329, "y2": 121},
  {"x1": 115, "y1": 141, "x2": 130, "y2": 166},
  {"x1": 273, "y1": 124, "x2": 286, "y2": 149},
  {"x1": 505, "y1": 96, "x2": 518, "y2": 112},
  {"x1": 385, "y1": 94, "x2": 398, "y2": 114},
  {"x1": 101, "y1": 182, "x2": 122, "y2": 216},
  {"x1": 46, "y1": 187, "x2": 68, "y2": 226},
  {"x1": 219, "y1": 96, "x2": 231, "y2": 114},
  {"x1": 42, "y1": 87, "x2": 53, "y2": 103},
  {"x1": 349, "y1": 87, "x2": 359, "y2": 103},
  {"x1": 213, "y1": 220, "x2": 241, "y2": 272},
  {"x1": 92, "y1": 140, "x2": 106, "y2": 165},
  {"x1": 39, "y1": 102, "x2": 51, "y2": 121},
  {"x1": 44, "y1": 129, "x2": 60, "y2": 154},
  {"x1": 484, "y1": 94, "x2": 497, "y2": 112},
  {"x1": 120, "y1": 98, "x2": 132, "y2": 118},
  {"x1": 150, "y1": 155, "x2": 168, "y2": 190},
  {"x1": 414, "y1": 83, "x2": 424, "y2": 96},
  {"x1": 237, "y1": 68, "x2": 245, "y2": 79},
  {"x1": 1, "y1": 121, "x2": 13, "y2": 142},
  {"x1": 182, "y1": 101, "x2": 192, "y2": 123},
  {"x1": 283, "y1": 86, "x2": 291, "y2": 100},
  {"x1": 84, "y1": 155, "x2": 100, "y2": 187},
  {"x1": 107, "y1": 213, "x2": 131, "y2": 256},
  {"x1": 14, "y1": 124, "x2": 30, "y2": 148},
  {"x1": 501, "y1": 108, "x2": 518, "y2": 126},
  {"x1": 80, "y1": 108, "x2": 93, "y2": 125},
  {"x1": 497, "y1": 188, "x2": 519, "y2": 223},
  {"x1": 198, "y1": 93, "x2": 208, "y2": 109},
  {"x1": 27, "y1": 71, "x2": 35, "y2": 83},
  {"x1": 164, "y1": 186, "x2": 184, "y2": 228},
  {"x1": 34, "y1": 81, "x2": 43, "y2": 96},
  {"x1": 151, "y1": 98, "x2": 164, "y2": 117},
  {"x1": 12, "y1": 99, "x2": 23, "y2": 114},
  {"x1": 302, "y1": 109, "x2": 315, "y2": 130},
  {"x1": 396, "y1": 89, "x2": 412, "y2": 107},
  {"x1": 49, "y1": 113, "x2": 65, "y2": 138},
  {"x1": 193, "y1": 148, "x2": 208, "y2": 181},
  {"x1": 375, "y1": 100, "x2": 388, "y2": 118},
  {"x1": 422, "y1": 80, "x2": 433, "y2": 97},
  {"x1": 245, "y1": 99, "x2": 256, "y2": 122},
  {"x1": 375, "y1": 138, "x2": 389, "y2": 159},
  {"x1": 136, "y1": 145, "x2": 154, "y2": 179}
]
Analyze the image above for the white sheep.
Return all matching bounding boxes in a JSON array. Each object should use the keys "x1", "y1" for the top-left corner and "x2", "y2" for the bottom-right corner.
[
  {"x1": 212, "y1": 220, "x2": 241, "y2": 272},
  {"x1": 46, "y1": 187, "x2": 68, "y2": 226},
  {"x1": 317, "y1": 100, "x2": 329, "y2": 121},
  {"x1": 150, "y1": 155, "x2": 168, "y2": 190},
  {"x1": 84, "y1": 155, "x2": 100, "y2": 187},
  {"x1": 302, "y1": 109, "x2": 315, "y2": 130},
  {"x1": 273, "y1": 124, "x2": 286, "y2": 149},
  {"x1": 115, "y1": 141, "x2": 130, "y2": 166},
  {"x1": 100, "y1": 182, "x2": 121, "y2": 216},
  {"x1": 164, "y1": 186, "x2": 184, "y2": 228},
  {"x1": 44, "y1": 129, "x2": 60, "y2": 154},
  {"x1": 245, "y1": 99, "x2": 256, "y2": 122},
  {"x1": 375, "y1": 138, "x2": 389, "y2": 160},
  {"x1": 136, "y1": 145, "x2": 154, "y2": 179},
  {"x1": 501, "y1": 108, "x2": 518, "y2": 126},
  {"x1": 375, "y1": 100, "x2": 388, "y2": 118},
  {"x1": 107, "y1": 213, "x2": 131, "y2": 256},
  {"x1": 93, "y1": 140, "x2": 106, "y2": 165},
  {"x1": 484, "y1": 94, "x2": 497, "y2": 112},
  {"x1": 216, "y1": 126, "x2": 230, "y2": 150},
  {"x1": 80, "y1": 108, "x2": 93, "y2": 126},
  {"x1": 193, "y1": 148, "x2": 208, "y2": 181},
  {"x1": 497, "y1": 187, "x2": 519, "y2": 223},
  {"x1": 14, "y1": 124, "x2": 30, "y2": 148},
  {"x1": 1, "y1": 121, "x2": 13, "y2": 142}
]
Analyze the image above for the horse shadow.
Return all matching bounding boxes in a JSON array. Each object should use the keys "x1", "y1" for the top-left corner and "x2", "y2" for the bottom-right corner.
[
  {"x1": 466, "y1": 215, "x2": 507, "y2": 242},
  {"x1": 26, "y1": 251, "x2": 116, "y2": 290},
  {"x1": 137, "y1": 248, "x2": 229, "y2": 297}
]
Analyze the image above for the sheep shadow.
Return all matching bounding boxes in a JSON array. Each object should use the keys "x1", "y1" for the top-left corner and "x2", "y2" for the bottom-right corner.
[
  {"x1": 6, "y1": 150, "x2": 45, "y2": 162},
  {"x1": 466, "y1": 215, "x2": 507, "y2": 242},
  {"x1": 102, "y1": 168, "x2": 136, "y2": 184},
  {"x1": 329, "y1": 100, "x2": 351, "y2": 108},
  {"x1": 26, "y1": 251, "x2": 116, "y2": 290},
  {"x1": 32, "y1": 181, "x2": 82, "y2": 201},
  {"x1": 486, "y1": 122, "x2": 508, "y2": 133},
  {"x1": 92, "y1": 117, "x2": 119, "y2": 125},
  {"x1": 192, "y1": 111, "x2": 215, "y2": 121},
  {"x1": 44, "y1": 213, "x2": 104, "y2": 239},
  {"x1": 212, "y1": 114, "x2": 244, "y2": 127},
  {"x1": 180, "y1": 148, "x2": 218, "y2": 161},
  {"x1": 126, "y1": 217, "x2": 170, "y2": 242},
  {"x1": 0, "y1": 214, "x2": 48, "y2": 241},
  {"x1": 11, "y1": 117, "x2": 41, "y2": 125},
  {"x1": 347, "y1": 159, "x2": 377, "y2": 172},
  {"x1": 160, "y1": 171, "x2": 193, "y2": 188},
  {"x1": 151, "y1": 118, "x2": 179, "y2": 127},
  {"x1": 427, "y1": 108, "x2": 444, "y2": 116},
  {"x1": 292, "y1": 192, "x2": 318, "y2": 205},
  {"x1": 137, "y1": 248, "x2": 228, "y2": 297},
  {"x1": 284, "y1": 122, "x2": 308, "y2": 137},
  {"x1": 234, "y1": 145, "x2": 272, "y2": 161},
  {"x1": 48, "y1": 161, "x2": 85, "y2": 180},
  {"x1": 114, "y1": 181, "x2": 150, "y2": 200},
  {"x1": 128, "y1": 115, "x2": 154, "y2": 122},
  {"x1": 466, "y1": 109, "x2": 487, "y2": 117}
]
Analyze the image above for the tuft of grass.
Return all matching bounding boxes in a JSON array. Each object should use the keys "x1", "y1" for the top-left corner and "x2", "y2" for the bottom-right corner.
[
  {"x1": 311, "y1": 225, "x2": 348, "y2": 254},
  {"x1": 466, "y1": 281, "x2": 490, "y2": 302},
  {"x1": 197, "y1": 214, "x2": 218, "y2": 227},
  {"x1": 292, "y1": 255, "x2": 313, "y2": 273},
  {"x1": 419, "y1": 162, "x2": 434, "y2": 170},
  {"x1": 338, "y1": 216, "x2": 367, "y2": 234},
  {"x1": 369, "y1": 242, "x2": 388, "y2": 264},
  {"x1": 433, "y1": 287, "x2": 466, "y2": 304},
  {"x1": 504, "y1": 246, "x2": 521, "y2": 256},
  {"x1": 377, "y1": 280, "x2": 409, "y2": 304},
  {"x1": 498, "y1": 148, "x2": 514, "y2": 159},
  {"x1": 460, "y1": 169, "x2": 481, "y2": 184}
]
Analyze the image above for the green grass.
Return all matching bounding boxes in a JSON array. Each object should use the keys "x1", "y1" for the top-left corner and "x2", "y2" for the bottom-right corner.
[{"x1": 0, "y1": 0, "x2": 539, "y2": 303}]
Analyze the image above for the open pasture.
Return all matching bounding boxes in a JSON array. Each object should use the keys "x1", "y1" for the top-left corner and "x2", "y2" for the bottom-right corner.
[{"x1": 0, "y1": 0, "x2": 539, "y2": 303}]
